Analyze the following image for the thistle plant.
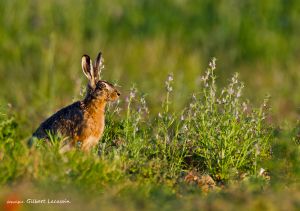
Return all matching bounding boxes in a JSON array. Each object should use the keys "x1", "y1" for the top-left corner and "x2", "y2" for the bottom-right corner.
[
  {"x1": 182, "y1": 58, "x2": 272, "y2": 180},
  {"x1": 155, "y1": 74, "x2": 177, "y2": 160}
]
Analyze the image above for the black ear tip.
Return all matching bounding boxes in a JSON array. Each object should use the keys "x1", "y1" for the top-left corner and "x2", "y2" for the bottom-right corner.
[
  {"x1": 97, "y1": 52, "x2": 102, "y2": 59},
  {"x1": 82, "y1": 54, "x2": 90, "y2": 59}
]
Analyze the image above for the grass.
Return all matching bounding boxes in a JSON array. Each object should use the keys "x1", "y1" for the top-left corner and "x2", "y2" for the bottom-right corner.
[{"x1": 1, "y1": 60, "x2": 300, "y2": 210}]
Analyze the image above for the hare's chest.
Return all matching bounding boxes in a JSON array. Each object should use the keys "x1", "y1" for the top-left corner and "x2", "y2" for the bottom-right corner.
[
  {"x1": 89, "y1": 114, "x2": 105, "y2": 135},
  {"x1": 82, "y1": 109, "x2": 105, "y2": 133},
  {"x1": 80, "y1": 114, "x2": 105, "y2": 151}
]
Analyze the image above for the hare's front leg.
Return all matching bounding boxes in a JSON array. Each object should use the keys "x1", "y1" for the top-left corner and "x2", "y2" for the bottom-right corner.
[{"x1": 81, "y1": 136, "x2": 100, "y2": 152}]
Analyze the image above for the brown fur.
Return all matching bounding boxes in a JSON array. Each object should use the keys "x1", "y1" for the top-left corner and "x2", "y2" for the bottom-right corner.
[{"x1": 28, "y1": 52, "x2": 120, "y2": 152}]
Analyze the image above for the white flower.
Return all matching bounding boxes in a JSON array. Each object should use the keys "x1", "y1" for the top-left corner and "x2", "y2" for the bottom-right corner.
[
  {"x1": 228, "y1": 87, "x2": 234, "y2": 95},
  {"x1": 167, "y1": 74, "x2": 174, "y2": 82},
  {"x1": 209, "y1": 57, "x2": 216, "y2": 70}
]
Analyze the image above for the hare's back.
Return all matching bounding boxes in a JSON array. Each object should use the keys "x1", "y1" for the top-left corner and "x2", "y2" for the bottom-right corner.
[{"x1": 32, "y1": 101, "x2": 84, "y2": 140}]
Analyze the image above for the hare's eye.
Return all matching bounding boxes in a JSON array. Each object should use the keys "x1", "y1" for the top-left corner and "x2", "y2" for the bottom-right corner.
[{"x1": 97, "y1": 83, "x2": 105, "y2": 89}]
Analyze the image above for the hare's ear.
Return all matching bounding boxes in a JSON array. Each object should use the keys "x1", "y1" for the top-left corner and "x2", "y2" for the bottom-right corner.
[
  {"x1": 82, "y1": 55, "x2": 96, "y2": 88},
  {"x1": 94, "y1": 51, "x2": 103, "y2": 81}
]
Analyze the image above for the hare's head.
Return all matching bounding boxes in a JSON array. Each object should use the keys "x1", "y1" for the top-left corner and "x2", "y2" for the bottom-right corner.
[{"x1": 81, "y1": 52, "x2": 120, "y2": 102}]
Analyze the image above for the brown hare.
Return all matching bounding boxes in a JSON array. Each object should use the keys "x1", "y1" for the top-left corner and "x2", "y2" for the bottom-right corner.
[{"x1": 28, "y1": 52, "x2": 120, "y2": 152}]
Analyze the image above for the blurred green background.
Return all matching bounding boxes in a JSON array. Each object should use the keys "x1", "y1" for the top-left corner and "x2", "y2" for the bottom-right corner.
[{"x1": 0, "y1": 0, "x2": 300, "y2": 133}]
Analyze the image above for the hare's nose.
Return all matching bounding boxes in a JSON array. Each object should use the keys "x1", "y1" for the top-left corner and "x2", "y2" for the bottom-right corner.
[{"x1": 117, "y1": 92, "x2": 121, "y2": 96}]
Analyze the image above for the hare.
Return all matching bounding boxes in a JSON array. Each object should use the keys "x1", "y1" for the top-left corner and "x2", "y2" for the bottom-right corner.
[{"x1": 28, "y1": 52, "x2": 120, "y2": 152}]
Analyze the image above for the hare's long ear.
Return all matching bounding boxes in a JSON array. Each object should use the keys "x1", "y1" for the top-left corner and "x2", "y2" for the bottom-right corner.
[
  {"x1": 94, "y1": 51, "x2": 103, "y2": 81},
  {"x1": 82, "y1": 55, "x2": 96, "y2": 88}
]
